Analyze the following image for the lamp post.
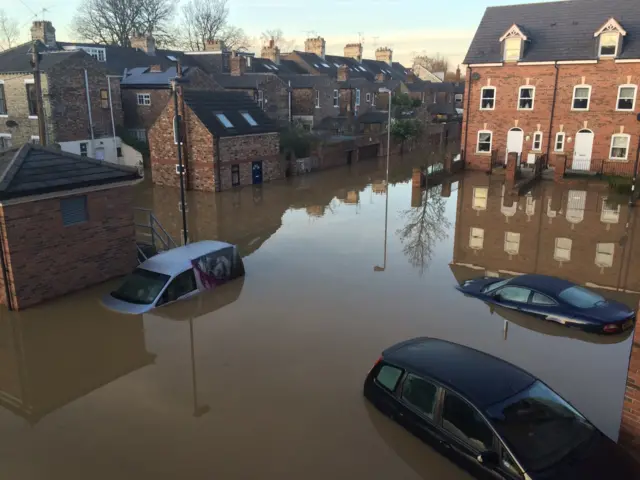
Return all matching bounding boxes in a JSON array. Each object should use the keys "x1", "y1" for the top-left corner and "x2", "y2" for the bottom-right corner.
[
  {"x1": 374, "y1": 87, "x2": 392, "y2": 273},
  {"x1": 632, "y1": 113, "x2": 640, "y2": 205},
  {"x1": 171, "y1": 77, "x2": 189, "y2": 245}
]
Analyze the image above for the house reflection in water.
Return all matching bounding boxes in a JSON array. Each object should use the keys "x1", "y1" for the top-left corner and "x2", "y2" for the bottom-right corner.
[
  {"x1": 0, "y1": 285, "x2": 155, "y2": 425},
  {"x1": 451, "y1": 173, "x2": 640, "y2": 308}
]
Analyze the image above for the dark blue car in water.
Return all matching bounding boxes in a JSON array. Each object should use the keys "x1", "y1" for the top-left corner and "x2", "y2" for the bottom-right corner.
[{"x1": 456, "y1": 274, "x2": 636, "y2": 335}]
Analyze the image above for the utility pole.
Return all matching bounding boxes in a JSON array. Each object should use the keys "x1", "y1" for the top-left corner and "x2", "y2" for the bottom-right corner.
[
  {"x1": 31, "y1": 41, "x2": 46, "y2": 146},
  {"x1": 172, "y1": 77, "x2": 189, "y2": 246}
]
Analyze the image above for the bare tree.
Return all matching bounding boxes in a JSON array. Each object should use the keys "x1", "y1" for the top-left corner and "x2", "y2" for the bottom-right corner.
[
  {"x1": 222, "y1": 25, "x2": 251, "y2": 51},
  {"x1": 396, "y1": 184, "x2": 450, "y2": 275},
  {"x1": 260, "y1": 28, "x2": 296, "y2": 51},
  {"x1": 413, "y1": 53, "x2": 450, "y2": 75},
  {"x1": 179, "y1": 0, "x2": 248, "y2": 51},
  {"x1": 73, "y1": 0, "x2": 175, "y2": 46},
  {"x1": 0, "y1": 9, "x2": 19, "y2": 51}
]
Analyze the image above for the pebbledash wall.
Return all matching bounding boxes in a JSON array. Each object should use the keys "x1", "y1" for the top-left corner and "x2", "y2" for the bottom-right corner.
[
  {"x1": 0, "y1": 186, "x2": 138, "y2": 310},
  {"x1": 148, "y1": 99, "x2": 283, "y2": 192},
  {"x1": 462, "y1": 62, "x2": 640, "y2": 175}
]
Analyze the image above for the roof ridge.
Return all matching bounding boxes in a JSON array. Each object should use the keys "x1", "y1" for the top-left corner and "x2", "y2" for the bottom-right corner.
[
  {"x1": 487, "y1": 0, "x2": 571, "y2": 8},
  {"x1": 0, "y1": 144, "x2": 30, "y2": 191}
]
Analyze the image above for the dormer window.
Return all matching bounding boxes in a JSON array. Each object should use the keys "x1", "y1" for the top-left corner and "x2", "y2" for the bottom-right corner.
[
  {"x1": 594, "y1": 18, "x2": 627, "y2": 59},
  {"x1": 500, "y1": 24, "x2": 527, "y2": 62}
]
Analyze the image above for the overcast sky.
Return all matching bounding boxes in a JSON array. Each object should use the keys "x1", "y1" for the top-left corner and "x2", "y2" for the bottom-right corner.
[{"x1": 9, "y1": 0, "x2": 550, "y2": 68}]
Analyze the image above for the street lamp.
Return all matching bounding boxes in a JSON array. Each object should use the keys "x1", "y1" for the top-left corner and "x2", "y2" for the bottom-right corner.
[
  {"x1": 374, "y1": 88, "x2": 392, "y2": 273},
  {"x1": 379, "y1": 87, "x2": 393, "y2": 180},
  {"x1": 171, "y1": 76, "x2": 189, "y2": 246}
]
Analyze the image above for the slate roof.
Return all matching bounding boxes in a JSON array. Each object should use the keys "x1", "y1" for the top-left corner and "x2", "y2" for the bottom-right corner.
[
  {"x1": 212, "y1": 73, "x2": 276, "y2": 89},
  {"x1": 183, "y1": 90, "x2": 278, "y2": 137},
  {"x1": 278, "y1": 74, "x2": 332, "y2": 88},
  {"x1": 357, "y1": 111, "x2": 389, "y2": 124},
  {"x1": 250, "y1": 57, "x2": 301, "y2": 75},
  {"x1": 0, "y1": 42, "x2": 79, "y2": 73},
  {"x1": 121, "y1": 66, "x2": 192, "y2": 87},
  {"x1": 0, "y1": 144, "x2": 141, "y2": 201},
  {"x1": 464, "y1": 0, "x2": 640, "y2": 64}
]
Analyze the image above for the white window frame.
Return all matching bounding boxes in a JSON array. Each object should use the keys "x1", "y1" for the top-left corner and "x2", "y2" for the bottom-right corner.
[
  {"x1": 215, "y1": 113, "x2": 234, "y2": 129},
  {"x1": 355, "y1": 89, "x2": 361, "y2": 106},
  {"x1": 504, "y1": 37, "x2": 522, "y2": 62},
  {"x1": 476, "y1": 130, "x2": 493, "y2": 154},
  {"x1": 0, "y1": 133, "x2": 11, "y2": 151},
  {"x1": 257, "y1": 90, "x2": 264, "y2": 109},
  {"x1": 30, "y1": 135, "x2": 40, "y2": 144},
  {"x1": 517, "y1": 86, "x2": 535, "y2": 110},
  {"x1": 554, "y1": 132, "x2": 566, "y2": 152},
  {"x1": 554, "y1": 238, "x2": 572, "y2": 263},
  {"x1": 609, "y1": 133, "x2": 631, "y2": 161},
  {"x1": 480, "y1": 87, "x2": 496, "y2": 111},
  {"x1": 315, "y1": 90, "x2": 320, "y2": 108},
  {"x1": 469, "y1": 227, "x2": 484, "y2": 250},
  {"x1": 532, "y1": 131, "x2": 543, "y2": 151},
  {"x1": 595, "y1": 243, "x2": 615, "y2": 269},
  {"x1": 137, "y1": 93, "x2": 151, "y2": 106},
  {"x1": 333, "y1": 89, "x2": 339, "y2": 108},
  {"x1": 472, "y1": 187, "x2": 488, "y2": 211},
  {"x1": 504, "y1": 232, "x2": 520, "y2": 256},
  {"x1": 241, "y1": 112, "x2": 258, "y2": 126},
  {"x1": 616, "y1": 84, "x2": 637, "y2": 112},
  {"x1": 571, "y1": 85, "x2": 592, "y2": 111},
  {"x1": 173, "y1": 116, "x2": 183, "y2": 145},
  {"x1": 601, "y1": 198, "x2": 620, "y2": 225},
  {"x1": 454, "y1": 93, "x2": 463, "y2": 104},
  {"x1": 598, "y1": 32, "x2": 619, "y2": 58}
]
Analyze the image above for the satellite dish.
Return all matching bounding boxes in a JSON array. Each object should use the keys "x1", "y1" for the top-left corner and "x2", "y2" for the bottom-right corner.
[
  {"x1": 5, "y1": 120, "x2": 18, "y2": 128},
  {"x1": 471, "y1": 72, "x2": 481, "y2": 81}
]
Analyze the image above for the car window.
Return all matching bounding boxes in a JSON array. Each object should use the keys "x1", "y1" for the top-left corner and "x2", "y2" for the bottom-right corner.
[
  {"x1": 159, "y1": 270, "x2": 197, "y2": 305},
  {"x1": 442, "y1": 393, "x2": 495, "y2": 452},
  {"x1": 501, "y1": 448, "x2": 521, "y2": 476},
  {"x1": 401, "y1": 374, "x2": 439, "y2": 419},
  {"x1": 111, "y1": 269, "x2": 170, "y2": 305},
  {"x1": 496, "y1": 287, "x2": 531, "y2": 303},
  {"x1": 531, "y1": 292, "x2": 556, "y2": 306},
  {"x1": 558, "y1": 286, "x2": 606, "y2": 308},
  {"x1": 482, "y1": 279, "x2": 510, "y2": 293},
  {"x1": 376, "y1": 365, "x2": 403, "y2": 392}
]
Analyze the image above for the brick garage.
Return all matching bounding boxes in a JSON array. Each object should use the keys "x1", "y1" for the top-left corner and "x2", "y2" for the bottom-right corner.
[
  {"x1": 148, "y1": 90, "x2": 282, "y2": 192},
  {"x1": 0, "y1": 144, "x2": 140, "y2": 310}
]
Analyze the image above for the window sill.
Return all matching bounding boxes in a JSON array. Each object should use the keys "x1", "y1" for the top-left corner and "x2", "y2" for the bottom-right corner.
[
  {"x1": 570, "y1": 108, "x2": 589, "y2": 112},
  {"x1": 553, "y1": 151, "x2": 565, "y2": 155},
  {"x1": 479, "y1": 108, "x2": 495, "y2": 112},
  {"x1": 0, "y1": 114, "x2": 7, "y2": 118},
  {"x1": 475, "y1": 151, "x2": 492, "y2": 156},
  {"x1": 28, "y1": 115, "x2": 38, "y2": 119},
  {"x1": 607, "y1": 158, "x2": 629, "y2": 163},
  {"x1": 517, "y1": 108, "x2": 534, "y2": 111},
  {"x1": 615, "y1": 109, "x2": 635, "y2": 113}
]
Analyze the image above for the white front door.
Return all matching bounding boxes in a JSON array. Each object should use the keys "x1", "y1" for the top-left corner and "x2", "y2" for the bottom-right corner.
[
  {"x1": 95, "y1": 147, "x2": 105, "y2": 161},
  {"x1": 573, "y1": 131, "x2": 594, "y2": 171},
  {"x1": 505, "y1": 129, "x2": 524, "y2": 164}
]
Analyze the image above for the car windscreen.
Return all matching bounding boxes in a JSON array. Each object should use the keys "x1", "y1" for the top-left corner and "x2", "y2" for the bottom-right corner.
[
  {"x1": 486, "y1": 380, "x2": 595, "y2": 472},
  {"x1": 111, "y1": 269, "x2": 171, "y2": 305},
  {"x1": 481, "y1": 278, "x2": 510, "y2": 293},
  {"x1": 558, "y1": 286, "x2": 606, "y2": 308}
]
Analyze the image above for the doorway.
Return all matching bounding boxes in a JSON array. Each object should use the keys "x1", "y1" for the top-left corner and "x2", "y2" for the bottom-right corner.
[
  {"x1": 505, "y1": 128, "x2": 524, "y2": 164},
  {"x1": 95, "y1": 147, "x2": 105, "y2": 161},
  {"x1": 252, "y1": 161, "x2": 263, "y2": 185},
  {"x1": 573, "y1": 129, "x2": 594, "y2": 171}
]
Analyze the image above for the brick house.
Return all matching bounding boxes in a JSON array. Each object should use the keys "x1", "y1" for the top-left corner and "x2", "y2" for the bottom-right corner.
[
  {"x1": 462, "y1": 0, "x2": 640, "y2": 177},
  {"x1": 148, "y1": 90, "x2": 282, "y2": 192},
  {"x1": 0, "y1": 144, "x2": 141, "y2": 310},
  {"x1": 121, "y1": 65, "x2": 218, "y2": 143}
]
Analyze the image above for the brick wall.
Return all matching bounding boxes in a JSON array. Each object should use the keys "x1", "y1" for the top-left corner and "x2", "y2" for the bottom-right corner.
[
  {"x1": 148, "y1": 100, "x2": 215, "y2": 191},
  {"x1": 463, "y1": 63, "x2": 640, "y2": 176},
  {"x1": 292, "y1": 88, "x2": 314, "y2": 116},
  {"x1": 0, "y1": 72, "x2": 48, "y2": 145},
  {"x1": 0, "y1": 186, "x2": 137, "y2": 309},
  {"x1": 621, "y1": 321, "x2": 640, "y2": 455},
  {"x1": 217, "y1": 133, "x2": 283, "y2": 190},
  {"x1": 220, "y1": 76, "x2": 289, "y2": 126},
  {"x1": 122, "y1": 89, "x2": 171, "y2": 131}
]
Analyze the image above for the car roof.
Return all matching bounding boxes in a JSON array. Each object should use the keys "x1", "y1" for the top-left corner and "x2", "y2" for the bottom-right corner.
[
  {"x1": 139, "y1": 240, "x2": 234, "y2": 277},
  {"x1": 508, "y1": 274, "x2": 576, "y2": 297},
  {"x1": 383, "y1": 338, "x2": 536, "y2": 408}
]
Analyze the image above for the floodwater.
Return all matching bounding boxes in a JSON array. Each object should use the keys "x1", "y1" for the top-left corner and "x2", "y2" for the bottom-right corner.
[{"x1": 0, "y1": 152, "x2": 638, "y2": 480}]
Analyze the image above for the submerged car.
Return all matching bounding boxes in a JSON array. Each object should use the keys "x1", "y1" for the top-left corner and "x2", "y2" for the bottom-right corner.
[
  {"x1": 456, "y1": 274, "x2": 636, "y2": 334},
  {"x1": 102, "y1": 240, "x2": 245, "y2": 314},
  {"x1": 364, "y1": 337, "x2": 640, "y2": 480}
]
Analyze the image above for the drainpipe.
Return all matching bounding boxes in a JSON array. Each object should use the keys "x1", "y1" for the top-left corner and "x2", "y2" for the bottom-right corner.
[
  {"x1": 545, "y1": 63, "x2": 560, "y2": 164},
  {"x1": 0, "y1": 219, "x2": 13, "y2": 311},
  {"x1": 107, "y1": 75, "x2": 117, "y2": 163},
  {"x1": 215, "y1": 135, "x2": 222, "y2": 193},
  {"x1": 288, "y1": 80, "x2": 292, "y2": 125},
  {"x1": 84, "y1": 69, "x2": 95, "y2": 155},
  {"x1": 463, "y1": 67, "x2": 472, "y2": 163}
]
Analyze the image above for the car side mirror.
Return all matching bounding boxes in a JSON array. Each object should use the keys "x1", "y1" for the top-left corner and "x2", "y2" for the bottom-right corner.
[{"x1": 476, "y1": 451, "x2": 499, "y2": 466}]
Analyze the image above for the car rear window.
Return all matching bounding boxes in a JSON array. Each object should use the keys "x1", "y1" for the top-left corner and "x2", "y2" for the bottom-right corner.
[
  {"x1": 111, "y1": 268, "x2": 170, "y2": 305},
  {"x1": 376, "y1": 365, "x2": 403, "y2": 392},
  {"x1": 558, "y1": 286, "x2": 605, "y2": 308}
]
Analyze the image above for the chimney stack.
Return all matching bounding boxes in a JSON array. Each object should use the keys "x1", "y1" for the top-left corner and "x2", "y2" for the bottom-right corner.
[
  {"x1": 30, "y1": 21, "x2": 56, "y2": 48},
  {"x1": 455, "y1": 65, "x2": 461, "y2": 83},
  {"x1": 305, "y1": 36, "x2": 326, "y2": 59},
  {"x1": 261, "y1": 38, "x2": 281, "y2": 65},
  {"x1": 230, "y1": 53, "x2": 247, "y2": 76},
  {"x1": 375, "y1": 72, "x2": 388, "y2": 83},
  {"x1": 344, "y1": 43, "x2": 363, "y2": 62},
  {"x1": 130, "y1": 32, "x2": 156, "y2": 56},
  {"x1": 337, "y1": 64, "x2": 350, "y2": 82},
  {"x1": 204, "y1": 39, "x2": 226, "y2": 52},
  {"x1": 375, "y1": 47, "x2": 393, "y2": 66}
]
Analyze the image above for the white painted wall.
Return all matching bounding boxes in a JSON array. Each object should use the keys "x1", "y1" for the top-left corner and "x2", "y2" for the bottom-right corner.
[{"x1": 58, "y1": 136, "x2": 143, "y2": 174}]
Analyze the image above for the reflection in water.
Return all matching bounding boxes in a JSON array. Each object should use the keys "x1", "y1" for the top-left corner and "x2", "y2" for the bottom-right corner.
[
  {"x1": 397, "y1": 184, "x2": 450, "y2": 275},
  {"x1": 0, "y1": 150, "x2": 637, "y2": 479}
]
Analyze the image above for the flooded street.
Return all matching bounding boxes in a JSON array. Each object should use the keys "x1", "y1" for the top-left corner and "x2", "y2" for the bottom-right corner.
[{"x1": 0, "y1": 153, "x2": 638, "y2": 479}]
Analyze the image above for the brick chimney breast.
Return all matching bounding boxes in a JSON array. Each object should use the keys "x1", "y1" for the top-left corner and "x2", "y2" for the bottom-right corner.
[
  {"x1": 205, "y1": 39, "x2": 226, "y2": 52},
  {"x1": 344, "y1": 43, "x2": 363, "y2": 62},
  {"x1": 230, "y1": 54, "x2": 247, "y2": 76},
  {"x1": 375, "y1": 47, "x2": 393, "y2": 66},
  {"x1": 375, "y1": 72, "x2": 388, "y2": 83},
  {"x1": 261, "y1": 39, "x2": 281, "y2": 65},
  {"x1": 305, "y1": 36, "x2": 326, "y2": 59},
  {"x1": 130, "y1": 32, "x2": 156, "y2": 56},
  {"x1": 337, "y1": 64, "x2": 350, "y2": 82},
  {"x1": 30, "y1": 21, "x2": 56, "y2": 48}
]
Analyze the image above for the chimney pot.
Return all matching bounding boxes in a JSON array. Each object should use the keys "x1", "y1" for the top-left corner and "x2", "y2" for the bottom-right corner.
[
  {"x1": 305, "y1": 36, "x2": 326, "y2": 59},
  {"x1": 375, "y1": 47, "x2": 393, "y2": 66},
  {"x1": 30, "y1": 20, "x2": 56, "y2": 48}
]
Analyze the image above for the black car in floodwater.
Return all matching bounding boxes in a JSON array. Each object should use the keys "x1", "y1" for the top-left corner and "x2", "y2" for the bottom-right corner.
[
  {"x1": 363, "y1": 338, "x2": 640, "y2": 480},
  {"x1": 456, "y1": 274, "x2": 636, "y2": 335}
]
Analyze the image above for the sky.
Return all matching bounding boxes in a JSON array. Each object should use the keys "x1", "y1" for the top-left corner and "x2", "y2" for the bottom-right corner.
[{"x1": 8, "y1": 0, "x2": 550, "y2": 68}]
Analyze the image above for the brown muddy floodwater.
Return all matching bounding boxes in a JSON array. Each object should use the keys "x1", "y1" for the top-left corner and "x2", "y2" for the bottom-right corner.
[{"x1": 0, "y1": 152, "x2": 638, "y2": 480}]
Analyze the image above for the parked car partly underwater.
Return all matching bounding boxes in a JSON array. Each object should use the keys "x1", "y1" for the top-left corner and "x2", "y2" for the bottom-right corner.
[
  {"x1": 455, "y1": 274, "x2": 636, "y2": 334},
  {"x1": 364, "y1": 337, "x2": 640, "y2": 480},
  {"x1": 102, "y1": 241, "x2": 245, "y2": 314}
]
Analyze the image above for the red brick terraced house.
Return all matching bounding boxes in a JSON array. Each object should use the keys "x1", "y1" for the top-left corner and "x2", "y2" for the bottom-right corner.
[
  {"x1": 148, "y1": 90, "x2": 282, "y2": 192},
  {"x1": 462, "y1": 0, "x2": 640, "y2": 178}
]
